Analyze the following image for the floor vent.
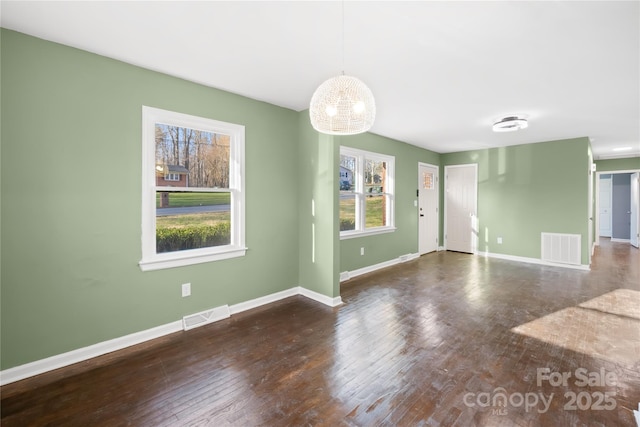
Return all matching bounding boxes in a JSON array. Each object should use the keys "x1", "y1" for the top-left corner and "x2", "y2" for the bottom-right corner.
[
  {"x1": 541, "y1": 232, "x2": 581, "y2": 266},
  {"x1": 182, "y1": 305, "x2": 230, "y2": 331}
]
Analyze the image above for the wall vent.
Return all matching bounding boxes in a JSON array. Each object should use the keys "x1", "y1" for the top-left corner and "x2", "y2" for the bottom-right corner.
[
  {"x1": 182, "y1": 305, "x2": 230, "y2": 331},
  {"x1": 541, "y1": 233, "x2": 581, "y2": 266}
]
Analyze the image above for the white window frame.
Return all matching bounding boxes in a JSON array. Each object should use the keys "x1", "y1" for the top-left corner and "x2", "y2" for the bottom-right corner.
[
  {"x1": 164, "y1": 173, "x2": 180, "y2": 181},
  {"x1": 139, "y1": 106, "x2": 246, "y2": 271},
  {"x1": 340, "y1": 146, "x2": 396, "y2": 240}
]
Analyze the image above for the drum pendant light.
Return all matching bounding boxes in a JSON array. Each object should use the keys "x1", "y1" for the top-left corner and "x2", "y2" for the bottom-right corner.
[{"x1": 309, "y1": 2, "x2": 375, "y2": 135}]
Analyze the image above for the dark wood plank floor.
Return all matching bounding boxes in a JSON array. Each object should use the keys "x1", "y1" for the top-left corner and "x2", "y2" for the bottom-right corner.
[{"x1": 2, "y1": 239, "x2": 639, "y2": 426}]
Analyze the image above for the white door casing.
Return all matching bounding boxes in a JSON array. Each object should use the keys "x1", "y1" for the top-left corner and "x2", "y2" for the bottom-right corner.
[
  {"x1": 445, "y1": 164, "x2": 478, "y2": 254},
  {"x1": 588, "y1": 163, "x2": 593, "y2": 263},
  {"x1": 631, "y1": 172, "x2": 639, "y2": 248},
  {"x1": 599, "y1": 175, "x2": 612, "y2": 237},
  {"x1": 418, "y1": 163, "x2": 439, "y2": 255}
]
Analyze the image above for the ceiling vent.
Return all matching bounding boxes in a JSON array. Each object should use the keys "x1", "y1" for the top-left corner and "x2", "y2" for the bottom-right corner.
[{"x1": 493, "y1": 115, "x2": 528, "y2": 132}]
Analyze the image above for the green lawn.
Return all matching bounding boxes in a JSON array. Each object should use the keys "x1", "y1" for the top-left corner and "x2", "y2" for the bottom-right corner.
[
  {"x1": 339, "y1": 195, "x2": 386, "y2": 229},
  {"x1": 156, "y1": 192, "x2": 230, "y2": 208},
  {"x1": 156, "y1": 212, "x2": 230, "y2": 228},
  {"x1": 155, "y1": 194, "x2": 231, "y2": 252}
]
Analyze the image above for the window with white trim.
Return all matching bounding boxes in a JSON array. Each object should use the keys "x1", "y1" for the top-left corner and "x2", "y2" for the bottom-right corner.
[
  {"x1": 140, "y1": 106, "x2": 245, "y2": 271},
  {"x1": 339, "y1": 147, "x2": 395, "y2": 239}
]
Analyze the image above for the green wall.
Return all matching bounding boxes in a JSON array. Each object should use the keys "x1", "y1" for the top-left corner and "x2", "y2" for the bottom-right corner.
[
  {"x1": 0, "y1": 30, "x2": 302, "y2": 369},
  {"x1": 0, "y1": 28, "x2": 608, "y2": 371},
  {"x1": 339, "y1": 134, "x2": 440, "y2": 272},
  {"x1": 595, "y1": 157, "x2": 640, "y2": 172},
  {"x1": 442, "y1": 137, "x2": 591, "y2": 265},
  {"x1": 297, "y1": 113, "x2": 340, "y2": 298}
]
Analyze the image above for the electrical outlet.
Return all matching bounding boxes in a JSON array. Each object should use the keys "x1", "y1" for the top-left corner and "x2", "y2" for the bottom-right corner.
[
  {"x1": 360, "y1": 247, "x2": 365, "y2": 256},
  {"x1": 497, "y1": 237, "x2": 503, "y2": 244},
  {"x1": 182, "y1": 283, "x2": 191, "y2": 297}
]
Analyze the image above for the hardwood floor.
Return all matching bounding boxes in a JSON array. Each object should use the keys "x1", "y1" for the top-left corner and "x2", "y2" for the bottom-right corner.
[{"x1": 2, "y1": 239, "x2": 639, "y2": 426}]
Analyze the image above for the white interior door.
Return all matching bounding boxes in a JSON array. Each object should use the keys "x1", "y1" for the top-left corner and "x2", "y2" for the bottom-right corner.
[
  {"x1": 631, "y1": 172, "x2": 639, "y2": 248},
  {"x1": 599, "y1": 175, "x2": 612, "y2": 237},
  {"x1": 418, "y1": 163, "x2": 438, "y2": 255},
  {"x1": 445, "y1": 164, "x2": 477, "y2": 254},
  {"x1": 588, "y1": 164, "x2": 593, "y2": 263}
]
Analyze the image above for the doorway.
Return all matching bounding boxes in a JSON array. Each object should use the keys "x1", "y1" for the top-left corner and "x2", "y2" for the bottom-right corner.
[
  {"x1": 418, "y1": 163, "x2": 439, "y2": 255},
  {"x1": 595, "y1": 169, "x2": 640, "y2": 248},
  {"x1": 444, "y1": 164, "x2": 478, "y2": 254}
]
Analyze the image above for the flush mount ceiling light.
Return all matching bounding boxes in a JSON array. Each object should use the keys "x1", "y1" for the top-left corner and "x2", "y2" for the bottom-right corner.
[
  {"x1": 492, "y1": 115, "x2": 528, "y2": 132},
  {"x1": 309, "y1": 2, "x2": 375, "y2": 135}
]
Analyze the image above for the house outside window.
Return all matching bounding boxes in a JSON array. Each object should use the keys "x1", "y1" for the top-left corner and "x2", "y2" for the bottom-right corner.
[
  {"x1": 339, "y1": 146, "x2": 395, "y2": 239},
  {"x1": 162, "y1": 171, "x2": 182, "y2": 182},
  {"x1": 139, "y1": 106, "x2": 246, "y2": 271}
]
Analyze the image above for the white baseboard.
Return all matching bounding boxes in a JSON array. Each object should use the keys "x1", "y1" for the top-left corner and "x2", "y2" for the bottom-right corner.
[
  {"x1": 477, "y1": 251, "x2": 590, "y2": 271},
  {"x1": 0, "y1": 320, "x2": 183, "y2": 387},
  {"x1": 298, "y1": 287, "x2": 343, "y2": 307},
  {"x1": 340, "y1": 252, "x2": 419, "y2": 282},
  {"x1": 611, "y1": 238, "x2": 631, "y2": 243},
  {"x1": 0, "y1": 285, "x2": 340, "y2": 386},
  {"x1": 437, "y1": 246, "x2": 445, "y2": 251},
  {"x1": 229, "y1": 287, "x2": 299, "y2": 315}
]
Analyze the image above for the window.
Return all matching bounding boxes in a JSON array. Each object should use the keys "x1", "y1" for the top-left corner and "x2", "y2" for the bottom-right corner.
[
  {"x1": 339, "y1": 147, "x2": 395, "y2": 239},
  {"x1": 422, "y1": 171, "x2": 434, "y2": 190},
  {"x1": 140, "y1": 106, "x2": 245, "y2": 271}
]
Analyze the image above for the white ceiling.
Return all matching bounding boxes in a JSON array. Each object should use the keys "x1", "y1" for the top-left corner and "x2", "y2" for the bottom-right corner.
[{"x1": 2, "y1": 1, "x2": 639, "y2": 158}]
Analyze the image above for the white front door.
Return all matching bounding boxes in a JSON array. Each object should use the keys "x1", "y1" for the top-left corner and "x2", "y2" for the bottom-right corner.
[
  {"x1": 599, "y1": 175, "x2": 613, "y2": 237},
  {"x1": 418, "y1": 163, "x2": 438, "y2": 255},
  {"x1": 631, "y1": 172, "x2": 639, "y2": 248},
  {"x1": 445, "y1": 164, "x2": 477, "y2": 254}
]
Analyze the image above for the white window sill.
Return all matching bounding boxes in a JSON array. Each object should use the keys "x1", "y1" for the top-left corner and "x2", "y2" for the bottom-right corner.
[
  {"x1": 340, "y1": 227, "x2": 396, "y2": 240},
  {"x1": 139, "y1": 246, "x2": 247, "y2": 271}
]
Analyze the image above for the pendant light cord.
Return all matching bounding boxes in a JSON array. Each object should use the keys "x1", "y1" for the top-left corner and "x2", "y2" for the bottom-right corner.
[{"x1": 341, "y1": 0, "x2": 345, "y2": 76}]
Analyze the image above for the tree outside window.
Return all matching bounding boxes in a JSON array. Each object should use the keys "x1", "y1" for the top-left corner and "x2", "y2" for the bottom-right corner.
[{"x1": 339, "y1": 147, "x2": 395, "y2": 238}]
